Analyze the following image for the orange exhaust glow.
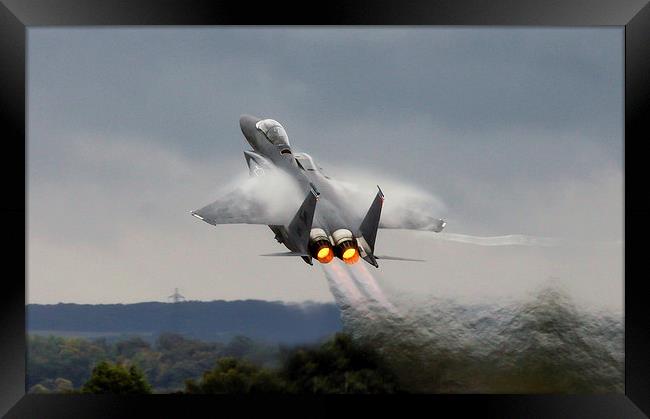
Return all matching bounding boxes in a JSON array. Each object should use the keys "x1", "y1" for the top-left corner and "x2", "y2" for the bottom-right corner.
[
  {"x1": 341, "y1": 247, "x2": 360, "y2": 264},
  {"x1": 316, "y1": 246, "x2": 334, "y2": 264}
]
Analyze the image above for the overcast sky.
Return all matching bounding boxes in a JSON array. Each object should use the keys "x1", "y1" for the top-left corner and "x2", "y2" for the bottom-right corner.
[{"x1": 27, "y1": 28, "x2": 623, "y2": 309}]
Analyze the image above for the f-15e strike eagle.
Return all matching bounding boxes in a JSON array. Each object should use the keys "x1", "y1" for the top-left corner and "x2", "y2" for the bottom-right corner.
[{"x1": 191, "y1": 115, "x2": 446, "y2": 267}]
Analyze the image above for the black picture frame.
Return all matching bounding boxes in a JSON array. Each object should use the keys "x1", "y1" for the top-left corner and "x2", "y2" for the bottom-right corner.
[{"x1": 1, "y1": 0, "x2": 648, "y2": 417}]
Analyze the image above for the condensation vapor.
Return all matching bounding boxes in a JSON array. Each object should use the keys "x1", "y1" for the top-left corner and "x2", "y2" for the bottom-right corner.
[
  {"x1": 208, "y1": 160, "x2": 448, "y2": 230},
  {"x1": 324, "y1": 260, "x2": 623, "y2": 393},
  {"x1": 425, "y1": 233, "x2": 622, "y2": 248},
  {"x1": 324, "y1": 169, "x2": 447, "y2": 230},
  {"x1": 204, "y1": 170, "x2": 304, "y2": 225}
]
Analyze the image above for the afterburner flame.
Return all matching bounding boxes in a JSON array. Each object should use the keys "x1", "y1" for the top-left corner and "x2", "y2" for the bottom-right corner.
[
  {"x1": 318, "y1": 247, "x2": 330, "y2": 259},
  {"x1": 342, "y1": 247, "x2": 360, "y2": 264},
  {"x1": 316, "y1": 246, "x2": 334, "y2": 263}
]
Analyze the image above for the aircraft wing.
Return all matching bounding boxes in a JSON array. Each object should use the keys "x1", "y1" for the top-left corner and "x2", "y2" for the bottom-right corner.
[
  {"x1": 192, "y1": 191, "x2": 271, "y2": 225},
  {"x1": 191, "y1": 175, "x2": 300, "y2": 226}
]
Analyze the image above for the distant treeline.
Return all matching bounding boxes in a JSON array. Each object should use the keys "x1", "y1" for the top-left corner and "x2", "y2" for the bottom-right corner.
[
  {"x1": 28, "y1": 287, "x2": 624, "y2": 394},
  {"x1": 29, "y1": 333, "x2": 284, "y2": 392},
  {"x1": 28, "y1": 333, "x2": 399, "y2": 394},
  {"x1": 28, "y1": 300, "x2": 342, "y2": 344}
]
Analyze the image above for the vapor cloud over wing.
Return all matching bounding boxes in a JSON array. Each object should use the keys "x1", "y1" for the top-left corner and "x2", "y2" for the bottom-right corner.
[
  {"x1": 193, "y1": 170, "x2": 303, "y2": 226},
  {"x1": 325, "y1": 171, "x2": 447, "y2": 232}
]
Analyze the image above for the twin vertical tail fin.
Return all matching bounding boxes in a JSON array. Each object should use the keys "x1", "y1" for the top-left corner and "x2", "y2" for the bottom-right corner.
[
  {"x1": 358, "y1": 186, "x2": 384, "y2": 267},
  {"x1": 357, "y1": 186, "x2": 425, "y2": 267},
  {"x1": 287, "y1": 184, "x2": 319, "y2": 264}
]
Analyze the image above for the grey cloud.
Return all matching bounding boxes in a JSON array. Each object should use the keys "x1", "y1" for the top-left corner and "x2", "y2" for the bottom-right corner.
[
  {"x1": 27, "y1": 28, "x2": 623, "y2": 307},
  {"x1": 29, "y1": 28, "x2": 622, "y2": 161}
]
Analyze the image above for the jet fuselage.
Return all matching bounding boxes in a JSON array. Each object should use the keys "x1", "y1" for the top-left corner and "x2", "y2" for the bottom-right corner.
[
  {"x1": 239, "y1": 114, "x2": 360, "y2": 237},
  {"x1": 191, "y1": 115, "x2": 445, "y2": 267}
]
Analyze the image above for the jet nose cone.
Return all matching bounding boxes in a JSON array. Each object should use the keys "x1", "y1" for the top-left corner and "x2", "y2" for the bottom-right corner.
[{"x1": 239, "y1": 114, "x2": 260, "y2": 135}]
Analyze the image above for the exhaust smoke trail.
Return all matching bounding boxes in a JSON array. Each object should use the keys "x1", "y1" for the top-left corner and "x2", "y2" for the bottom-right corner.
[
  {"x1": 319, "y1": 235, "x2": 622, "y2": 393},
  {"x1": 324, "y1": 272, "x2": 624, "y2": 393},
  {"x1": 347, "y1": 263, "x2": 401, "y2": 316},
  {"x1": 321, "y1": 261, "x2": 376, "y2": 323},
  {"x1": 323, "y1": 262, "x2": 365, "y2": 307},
  {"x1": 323, "y1": 259, "x2": 401, "y2": 321}
]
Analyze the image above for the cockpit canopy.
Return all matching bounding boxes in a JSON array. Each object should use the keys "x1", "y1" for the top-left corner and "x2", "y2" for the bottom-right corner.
[{"x1": 255, "y1": 119, "x2": 291, "y2": 147}]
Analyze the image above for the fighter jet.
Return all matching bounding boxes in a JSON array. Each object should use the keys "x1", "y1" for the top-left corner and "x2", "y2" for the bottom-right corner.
[{"x1": 191, "y1": 115, "x2": 446, "y2": 267}]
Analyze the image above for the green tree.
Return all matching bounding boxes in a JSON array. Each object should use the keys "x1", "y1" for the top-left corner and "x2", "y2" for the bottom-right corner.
[
  {"x1": 185, "y1": 357, "x2": 286, "y2": 394},
  {"x1": 281, "y1": 333, "x2": 399, "y2": 394},
  {"x1": 81, "y1": 361, "x2": 152, "y2": 394},
  {"x1": 28, "y1": 335, "x2": 110, "y2": 388},
  {"x1": 115, "y1": 337, "x2": 151, "y2": 358}
]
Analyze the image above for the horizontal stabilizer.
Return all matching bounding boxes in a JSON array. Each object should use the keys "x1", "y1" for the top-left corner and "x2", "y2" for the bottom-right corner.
[
  {"x1": 260, "y1": 251, "x2": 310, "y2": 257},
  {"x1": 375, "y1": 255, "x2": 426, "y2": 262}
]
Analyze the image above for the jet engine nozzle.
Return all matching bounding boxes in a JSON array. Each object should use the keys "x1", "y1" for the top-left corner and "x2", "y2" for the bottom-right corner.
[
  {"x1": 311, "y1": 240, "x2": 334, "y2": 264},
  {"x1": 309, "y1": 228, "x2": 334, "y2": 264},
  {"x1": 337, "y1": 240, "x2": 360, "y2": 264},
  {"x1": 331, "y1": 229, "x2": 360, "y2": 264}
]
